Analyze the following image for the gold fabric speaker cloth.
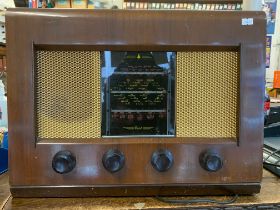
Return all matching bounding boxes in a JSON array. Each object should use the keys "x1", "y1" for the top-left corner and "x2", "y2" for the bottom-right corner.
[
  {"x1": 176, "y1": 50, "x2": 240, "y2": 138},
  {"x1": 35, "y1": 50, "x2": 101, "y2": 139}
]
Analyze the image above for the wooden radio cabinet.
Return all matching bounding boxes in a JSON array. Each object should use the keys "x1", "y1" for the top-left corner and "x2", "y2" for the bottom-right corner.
[{"x1": 6, "y1": 9, "x2": 265, "y2": 197}]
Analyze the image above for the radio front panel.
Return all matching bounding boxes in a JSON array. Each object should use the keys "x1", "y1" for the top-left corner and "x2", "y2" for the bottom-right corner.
[
  {"x1": 6, "y1": 9, "x2": 265, "y2": 197},
  {"x1": 35, "y1": 49, "x2": 239, "y2": 139}
]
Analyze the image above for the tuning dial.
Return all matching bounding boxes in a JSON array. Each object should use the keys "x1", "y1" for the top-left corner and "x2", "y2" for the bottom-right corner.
[
  {"x1": 102, "y1": 149, "x2": 125, "y2": 173},
  {"x1": 200, "y1": 151, "x2": 223, "y2": 172},
  {"x1": 151, "y1": 149, "x2": 173, "y2": 172},
  {"x1": 52, "y1": 150, "x2": 76, "y2": 174}
]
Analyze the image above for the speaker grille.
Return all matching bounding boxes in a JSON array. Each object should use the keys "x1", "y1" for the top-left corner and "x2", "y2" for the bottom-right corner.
[
  {"x1": 176, "y1": 51, "x2": 239, "y2": 138},
  {"x1": 35, "y1": 50, "x2": 101, "y2": 139}
]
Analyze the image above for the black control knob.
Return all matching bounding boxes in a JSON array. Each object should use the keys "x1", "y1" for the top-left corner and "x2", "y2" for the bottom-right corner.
[
  {"x1": 200, "y1": 151, "x2": 223, "y2": 172},
  {"x1": 151, "y1": 149, "x2": 173, "y2": 172},
  {"x1": 52, "y1": 150, "x2": 76, "y2": 174},
  {"x1": 102, "y1": 149, "x2": 125, "y2": 173}
]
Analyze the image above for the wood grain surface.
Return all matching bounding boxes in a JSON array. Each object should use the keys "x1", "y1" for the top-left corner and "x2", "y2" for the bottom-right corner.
[{"x1": 1, "y1": 170, "x2": 280, "y2": 209}]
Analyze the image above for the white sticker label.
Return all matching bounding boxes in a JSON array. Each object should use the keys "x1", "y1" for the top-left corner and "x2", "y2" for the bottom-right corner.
[{"x1": 242, "y1": 18, "x2": 254, "y2": 26}]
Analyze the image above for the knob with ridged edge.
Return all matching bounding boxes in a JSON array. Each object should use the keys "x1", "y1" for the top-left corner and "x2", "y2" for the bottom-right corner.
[
  {"x1": 151, "y1": 149, "x2": 174, "y2": 172},
  {"x1": 200, "y1": 151, "x2": 223, "y2": 172},
  {"x1": 102, "y1": 149, "x2": 125, "y2": 173},
  {"x1": 52, "y1": 150, "x2": 76, "y2": 174}
]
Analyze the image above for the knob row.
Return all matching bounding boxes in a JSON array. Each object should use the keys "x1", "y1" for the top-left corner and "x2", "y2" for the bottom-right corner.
[{"x1": 52, "y1": 149, "x2": 223, "y2": 174}]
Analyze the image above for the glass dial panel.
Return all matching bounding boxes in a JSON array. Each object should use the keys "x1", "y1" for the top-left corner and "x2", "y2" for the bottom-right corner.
[{"x1": 101, "y1": 51, "x2": 175, "y2": 137}]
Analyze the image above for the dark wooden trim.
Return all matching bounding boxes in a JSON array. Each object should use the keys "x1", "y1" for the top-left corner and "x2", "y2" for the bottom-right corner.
[
  {"x1": 34, "y1": 44, "x2": 240, "y2": 52},
  {"x1": 37, "y1": 137, "x2": 238, "y2": 145},
  {"x1": 31, "y1": 42, "x2": 37, "y2": 148},
  {"x1": 11, "y1": 183, "x2": 260, "y2": 197}
]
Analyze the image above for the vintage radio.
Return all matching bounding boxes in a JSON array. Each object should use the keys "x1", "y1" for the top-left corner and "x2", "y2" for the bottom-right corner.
[{"x1": 6, "y1": 9, "x2": 265, "y2": 197}]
